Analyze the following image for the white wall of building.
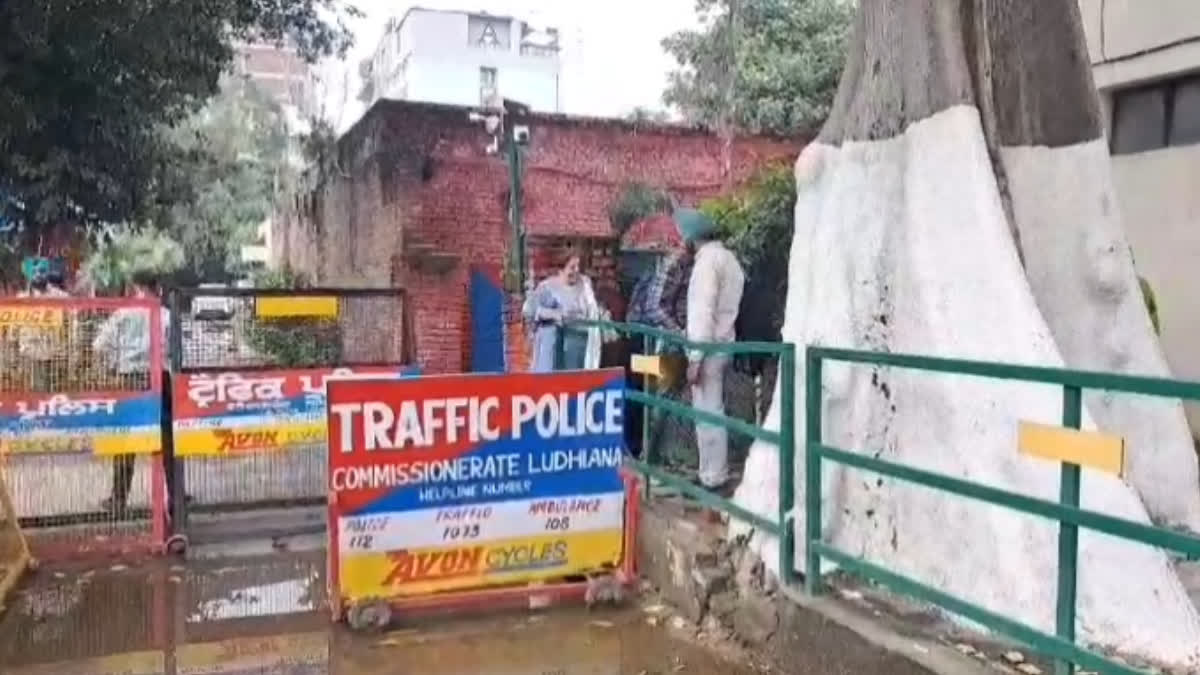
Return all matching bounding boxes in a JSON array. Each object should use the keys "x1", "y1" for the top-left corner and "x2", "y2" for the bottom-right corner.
[
  {"x1": 367, "y1": 8, "x2": 561, "y2": 111},
  {"x1": 1079, "y1": 0, "x2": 1200, "y2": 430}
]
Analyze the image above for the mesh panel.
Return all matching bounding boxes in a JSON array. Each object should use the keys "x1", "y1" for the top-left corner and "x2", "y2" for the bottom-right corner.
[
  {"x1": 0, "y1": 298, "x2": 165, "y2": 561},
  {"x1": 175, "y1": 290, "x2": 409, "y2": 370},
  {"x1": 171, "y1": 289, "x2": 411, "y2": 543},
  {"x1": 0, "y1": 305, "x2": 159, "y2": 395},
  {"x1": 9, "y1": 454, "x2": 157, "y2": 559},
  {"x1": 185, "y1": 445, "x2": 325, "y2": 509}
]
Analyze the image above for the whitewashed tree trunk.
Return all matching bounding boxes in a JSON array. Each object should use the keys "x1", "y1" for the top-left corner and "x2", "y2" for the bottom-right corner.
[{"x1": 732, "y1": 0, "x2": 1200, "y2": 667}]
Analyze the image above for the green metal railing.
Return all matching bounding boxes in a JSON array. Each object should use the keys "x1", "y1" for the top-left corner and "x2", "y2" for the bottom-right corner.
[
  {"x1": 551, "y1": 321, "x2": 1198, "y2": 673},
  {"x1": 806, "y1": 346, "x2": 1200, "y2": 675},
  {"x1": 560, "y1": 318, "x2": 800, "y2": 583}
]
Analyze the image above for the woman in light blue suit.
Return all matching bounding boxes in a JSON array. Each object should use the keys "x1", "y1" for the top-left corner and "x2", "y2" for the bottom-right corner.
[{"x1": 522, "y1": 249, "x2": 600, "y2": 372}]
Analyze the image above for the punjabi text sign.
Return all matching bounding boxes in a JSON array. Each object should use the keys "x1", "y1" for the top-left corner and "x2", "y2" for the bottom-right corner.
[
  {"x1": 327, "y1": 369, "x2": 627, "y2": 601},
  {"x1": 0, "y1": 391, "x2": 162, "y2": 455},
  {"x1": 172, "y1": 366, "x2": 419, "y2": 456}
]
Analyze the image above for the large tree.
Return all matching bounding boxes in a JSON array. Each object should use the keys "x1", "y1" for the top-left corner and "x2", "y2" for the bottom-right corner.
[
  {"x1": 0, "y1": 0, "x2": 355, "y2": 234},
  {"x1": 731, "y1": 0, "x2": 1200, "y2": 668},
  {"x1": 156, "y1": 78, "x2": 293, "y2": 283},
  {"x1": 662, "y1": 0, "x2": 852, "y2": 135}
]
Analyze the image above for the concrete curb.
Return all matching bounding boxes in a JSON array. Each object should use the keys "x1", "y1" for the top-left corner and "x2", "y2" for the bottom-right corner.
[
  {"x1": 775, "y1": 584, "x2": 993, "y2": 675},
  {"x1": 637, "y1": 498, "x2": 994, "y2": 675}
]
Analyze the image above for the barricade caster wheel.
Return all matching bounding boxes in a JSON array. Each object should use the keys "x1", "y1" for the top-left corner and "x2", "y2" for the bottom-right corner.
[
  {"x1": 166, "y1": 534, "x2": 188, "y2": 556},
  {"x1": 347, "y1": 599, "x2": 392, "y2": 632}
]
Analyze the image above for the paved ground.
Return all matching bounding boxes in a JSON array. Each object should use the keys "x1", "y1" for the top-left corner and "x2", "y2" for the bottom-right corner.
[{"x1": 0, "y1": 544, "x2": 761, "y2": 675}]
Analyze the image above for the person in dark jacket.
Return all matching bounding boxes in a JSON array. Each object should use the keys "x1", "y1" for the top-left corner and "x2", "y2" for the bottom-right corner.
[{"x1": 624, "y1": 247, "x2": 694, "y2": 458}]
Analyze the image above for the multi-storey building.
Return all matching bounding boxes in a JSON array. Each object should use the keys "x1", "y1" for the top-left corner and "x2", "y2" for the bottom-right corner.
[
  {"x1": 362, "y1": 8, "x2": 562, "y2": 112},
  {"x1": 232, "y1": 40, "x2": 310, "y2": 111}
]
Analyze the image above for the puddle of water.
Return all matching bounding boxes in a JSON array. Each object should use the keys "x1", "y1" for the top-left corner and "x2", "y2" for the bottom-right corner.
[{"x1": 0, "y1": 551, "x2": 753, "y2": 674}]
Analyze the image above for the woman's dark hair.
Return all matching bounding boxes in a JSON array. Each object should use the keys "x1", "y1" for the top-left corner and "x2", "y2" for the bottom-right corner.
[{"x1": 559, "y1": 246, "x2": 583, "y2": 270}]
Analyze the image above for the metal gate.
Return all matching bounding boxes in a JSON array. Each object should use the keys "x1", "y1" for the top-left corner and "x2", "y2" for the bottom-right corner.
[
  {"x1": 166, "y1": 287, "x2": 416, "y2": 551},
  {"x1": 0, "y1": 297, "x2": 167, "y2": 561}
]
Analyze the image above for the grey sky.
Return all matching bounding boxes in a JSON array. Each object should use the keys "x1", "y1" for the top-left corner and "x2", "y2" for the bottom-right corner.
[{"x1": 320, "y1": 0, "x2": 699, "y2": 130}]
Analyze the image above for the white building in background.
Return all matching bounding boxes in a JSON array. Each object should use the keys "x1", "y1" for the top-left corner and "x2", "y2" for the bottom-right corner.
[
  {"x1": 362, "y1": 7, "x2": 562, "y2": 111},
  {"x1": 1078, "y1": 0, "x2": 1200, "y2": 428},
  {"x1": 240, "y1": 218, "x2": 272, "y2": 268}
]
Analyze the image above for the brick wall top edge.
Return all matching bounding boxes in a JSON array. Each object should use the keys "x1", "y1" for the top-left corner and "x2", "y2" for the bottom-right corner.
[{"x1": 339, "y1": 98, "x2": 812, "y2": 153}]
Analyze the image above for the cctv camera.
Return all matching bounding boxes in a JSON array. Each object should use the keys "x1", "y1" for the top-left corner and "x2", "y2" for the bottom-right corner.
[{"x1": 513, "y1": 125, "x2": 531, "y2": 145}]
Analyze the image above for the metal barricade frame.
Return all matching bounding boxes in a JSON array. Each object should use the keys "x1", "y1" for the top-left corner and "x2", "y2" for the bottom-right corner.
[
  {"x1": 165, "y1": 287, "x2": 417, "y2": 553},
  {"x1": 0, "y1": 296, "x2": 167, "y2": 561},
  {"x1": 561, "y1": 318, "x2": 798, "y2": 583}
]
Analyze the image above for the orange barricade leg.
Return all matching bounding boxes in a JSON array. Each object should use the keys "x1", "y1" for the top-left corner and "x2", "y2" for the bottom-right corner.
[{"x1": 0, "y1": 454, "x2": 32, "y2": 608}]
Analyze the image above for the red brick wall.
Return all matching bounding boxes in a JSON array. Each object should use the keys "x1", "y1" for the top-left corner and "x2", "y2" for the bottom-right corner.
[{"x1": 277, "y1": 100, "x2": 804, "y2": 374}]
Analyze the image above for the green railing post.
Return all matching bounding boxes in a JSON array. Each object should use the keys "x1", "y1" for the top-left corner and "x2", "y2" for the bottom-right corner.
[
  {"x1": 804, "y1": 348, "x2": 824, "y2": 595},
  {"x1": 779, "y1": 344, "x2": 797, "y2": 586},
  {"x1": 644, "y1": 336, "x2": 659, "y2": 468},
  {"x1": 1055, "y1": 385, "x2": 1083, "y2": 675},
  {"x1": 553, "y1": 326, "x2": 565, "y2": 371}
]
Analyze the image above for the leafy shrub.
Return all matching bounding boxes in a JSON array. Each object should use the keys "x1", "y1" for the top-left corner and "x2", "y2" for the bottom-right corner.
[
  {"x1": 702, "y1": 164, "x2": 795, "y2": 342},
  {"x1": 247, "y1": 267, "x2": 342, "y2": 367},
  {"x1": 608, "y1": 182, "x2": 673, "y2": 235},
  {"x1": 700, "y1": 164, "x2": 795, "y2": 377},
  {"x1": 82, "y1": 227, "x2": 184, "y2": 294}
]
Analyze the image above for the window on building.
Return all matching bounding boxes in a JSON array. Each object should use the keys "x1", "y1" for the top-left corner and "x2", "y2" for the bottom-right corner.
[
  {"x1": 480, "y1": 67, "x2": 498, "y2": 105},
  {"x1": 1111, "y1": 72, "x2": 1200, "y2": 155},
  {"x1": 468, "y1": 15, "x2": 511, "y2": 49},
  {"x1": 1169, "y1": 76, "x2": 1200, "y2": 146}
]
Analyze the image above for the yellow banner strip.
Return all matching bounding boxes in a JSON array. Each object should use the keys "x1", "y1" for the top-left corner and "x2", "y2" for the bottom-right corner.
[
  {"x1": 339, "y1": 529, "x2": 624, "y2": 602},
  {"x1": 255, "y1": 296, "x2": 338, "y2": 318},
  {"x1": 173, "y1": 422, "x2": 324, "y2": 457},
  {"x1": 1017, "y1": 421, "x2": 1125, "y2": 476},
  {"x1": 630, "y1": 354, "x2": 663, "y2": 377}
]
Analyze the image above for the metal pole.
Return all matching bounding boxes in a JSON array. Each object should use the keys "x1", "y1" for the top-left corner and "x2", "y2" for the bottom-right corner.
[
  {"x1": 804, "y1": 347, "x2": 823, "y2": 595},
  {"x1": 779, "y1": 344, "x2": 796, "y2": 586},
  {"x1": 506, "y1": 127, "x2": 525, "y2": 292},
  {"x1": 1055, "y1": 385, "x2": 1083, "y2": 675}
]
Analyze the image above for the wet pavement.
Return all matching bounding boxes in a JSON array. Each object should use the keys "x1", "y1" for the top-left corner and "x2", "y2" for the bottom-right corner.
[{"x1": 0, "y1": 546, "x2": 757, "y2": 675}]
